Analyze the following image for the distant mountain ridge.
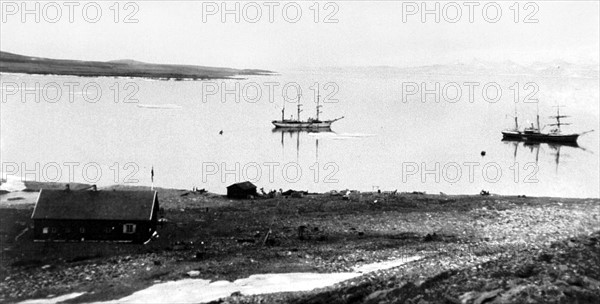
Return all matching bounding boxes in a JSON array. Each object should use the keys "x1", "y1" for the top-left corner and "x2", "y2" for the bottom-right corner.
[
  {"x1": 312, "y1": 60, "x2": 598, "y2": 79},
  {"x1": 0, "y1": 51, "x2": 275, "y2": 80},
  {"x1": 107, "y1": 59, "x2": 147, "y2": 65},
  {"x1": 392, "y1": 59, "x2": 599, "y2": 78}
]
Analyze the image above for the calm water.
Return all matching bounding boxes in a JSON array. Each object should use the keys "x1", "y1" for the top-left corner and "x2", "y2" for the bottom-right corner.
[{"x1": 1, "y1": 66, "x2": 598, "y2": 198}]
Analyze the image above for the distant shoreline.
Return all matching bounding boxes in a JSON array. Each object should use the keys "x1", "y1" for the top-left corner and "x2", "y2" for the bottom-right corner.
[
  {"x1": 1, "y1": 181, "x2": 597, "y2": 201},
  {"x1": 0, "y1": 71, "x2": 270, "y2": 82},
  {"x1": 0, "y1": 51, "x2": 276, "y2": 80}
]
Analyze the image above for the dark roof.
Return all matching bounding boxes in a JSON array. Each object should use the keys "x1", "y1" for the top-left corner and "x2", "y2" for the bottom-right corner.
[
  {"x1": 226, "y1": 181, "x2": 257, "y2": 190},
  {"x1": 32, "y1": 189, "x2": 157, "y2": 221}
]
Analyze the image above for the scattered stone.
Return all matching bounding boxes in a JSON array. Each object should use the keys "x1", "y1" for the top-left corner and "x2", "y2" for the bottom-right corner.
[
  {"x1": 537, "y1": 252, "x2": 553, "y2": 263},
  {"x1": 187, "y1": 270, "x2": 200, "y2": 277},
  {"x1": 473, "y1": 288, "x2": 502, "y2": 304},
  {"x1": 442, "y1": 293, "x2": 461, "y2": 304},
  {"x1": 423, "y1": 233, "x2": 440, "y2": 242},
  {"x1": 582, "y1": 276, "x2": 600, "y2": 289},
  {"x1": 459, "y1": 291, "x2": 479, "y2": 303},
  {"x1": 515, "y1": 263, "x2": 537, "y2": 278},
  {"x1": 298, "y1": 225, "x2": 307, "y2": 240}
]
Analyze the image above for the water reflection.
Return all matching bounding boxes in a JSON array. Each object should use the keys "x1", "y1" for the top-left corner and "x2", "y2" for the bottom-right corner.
[
  {"x1": 272, "y1": 127, "x2": 335, "y2": 162},
  {"x1": 501, "y1": 139, "x2": 587, "y2": 172}
]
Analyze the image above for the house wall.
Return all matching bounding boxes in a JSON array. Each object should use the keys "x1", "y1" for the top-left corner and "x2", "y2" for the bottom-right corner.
[
  {"x1": 227, "y1": 187, "x2": 257, "y2": 199},
  {"x1": 33, "y1": 219, "x2": 157, "y2": 243}
]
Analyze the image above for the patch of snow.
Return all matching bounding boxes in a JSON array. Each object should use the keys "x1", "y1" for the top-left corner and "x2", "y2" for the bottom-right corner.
[
  {"x1": 0, "y1": 175, "x2": 26, "y2": 192},
  {"x1": 95, "y1": 256, "x2": 422, "y2": 304},
  {"x1": 18, "y1": 292, "x2": 85, "y2": 304},
  {"x1": 0, "y1": 191, "x2": 39, "y2": 206},
  {"x1": 353, "y1": 256, "x2": 422, "y2": 273},
  {"x1": 97, "y1": 273, "x2": 360, "y2": 304}
]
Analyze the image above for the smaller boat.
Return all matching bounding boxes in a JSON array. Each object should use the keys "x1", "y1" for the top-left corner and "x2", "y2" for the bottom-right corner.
[
  {"x1": 501, "y1": 129, "x2": 523, "y2": 140},
  {"x1": 501, "y1": 103, "x2": 523, "y2": 140},
  {"x1": 272, "y1": 90, "x2": 344, "y2": 129}
]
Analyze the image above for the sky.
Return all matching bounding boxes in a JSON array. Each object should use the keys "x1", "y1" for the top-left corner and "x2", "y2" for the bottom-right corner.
[{"x1": 1, "y1": 1, "x2": 599, "y2": 69}]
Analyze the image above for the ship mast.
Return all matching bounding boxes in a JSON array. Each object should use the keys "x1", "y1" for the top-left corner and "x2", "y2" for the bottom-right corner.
[
  {"x1": 536, "y1": 102, "x2": 540, "y2": 131},
  {"x1": 548, "y1": 105, "x2": 570, "y2": 133},
  {"x1": 281, "y1": 100, "x2": 285, "y2": 121},
  {"x1": 555, "y1": 106, "x2": 561, "y2": 131},
  {"x1": 316, "y1": 87, "x2": 322, "y2": 121},
  {"x1": 297, "y1": 94, "x2": 302, "y2": 121},
  {"x1": 513, "y1": 102, "x2": 519, "y2": 130}
]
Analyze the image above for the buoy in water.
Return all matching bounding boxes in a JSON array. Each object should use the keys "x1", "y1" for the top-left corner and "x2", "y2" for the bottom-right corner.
[{"x1": 481, "y1": 151, "x2": 486, "y2": 156}]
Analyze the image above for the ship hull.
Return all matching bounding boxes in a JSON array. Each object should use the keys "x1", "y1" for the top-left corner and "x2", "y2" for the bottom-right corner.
[
  {"x1": 501, "y1": 130, "x2": 523, "y2": 140},
  {"x1": 524, "y1": 133, "x2": 579, "y2": 143},
  {"x1": 272, "y1": 127, "x2": 332, "y2": 133},
  {"x1": 272, "y1": 120, "x2": 334, "y2": 129},
  {"x1": 501, "y1": 131, "x2": 580, "y2": 143}
]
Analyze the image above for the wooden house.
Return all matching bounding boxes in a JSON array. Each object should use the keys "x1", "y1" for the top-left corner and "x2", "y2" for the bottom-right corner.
[
  {"x1": 31, "y1": 188, "x2": 159, "y2": 243},
  {"x1": 226, "y1": 181, "x2": 257, "y2": 199}
]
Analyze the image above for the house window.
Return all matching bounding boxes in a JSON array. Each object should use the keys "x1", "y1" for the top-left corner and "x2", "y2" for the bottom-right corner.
[
  {"x1": 51, "y1": 227, "x2": 57, "y2": 233},
  {"x1": 43, "y1": 227, "x2": 49, "y2": 234},
  {"x1": 80, "y1": 227, "x2": 85, "y2": 233},
  {"x1": 123, "y1": 224, "x2": 136, "y2": 234}
]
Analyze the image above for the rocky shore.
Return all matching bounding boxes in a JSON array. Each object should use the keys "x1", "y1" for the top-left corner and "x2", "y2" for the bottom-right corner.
[{"x1": 1, "y1": 188, "x2": 598, "y2": 303}]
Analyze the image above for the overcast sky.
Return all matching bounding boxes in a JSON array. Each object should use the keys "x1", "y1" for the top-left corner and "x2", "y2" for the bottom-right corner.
[{"x1": 1, "y1": 1, "x2": 598, "y2": 69}]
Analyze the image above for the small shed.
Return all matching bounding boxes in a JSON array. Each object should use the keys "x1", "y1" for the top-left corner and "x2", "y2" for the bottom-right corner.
[
  {"x1": 31, "y1": 188, "x2": 159, "y2": 243},
  {"x1": 226, "y1": 181, "x2": 257, "y2": 199}
]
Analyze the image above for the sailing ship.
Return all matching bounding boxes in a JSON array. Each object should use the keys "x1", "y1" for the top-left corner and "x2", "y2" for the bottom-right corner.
[
  {"x1": 272, "y1": 90, "x2": 344, "y2": 129},
  {"x1": 502, "y1": 103, "x2": 592, "y2": 144}
]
